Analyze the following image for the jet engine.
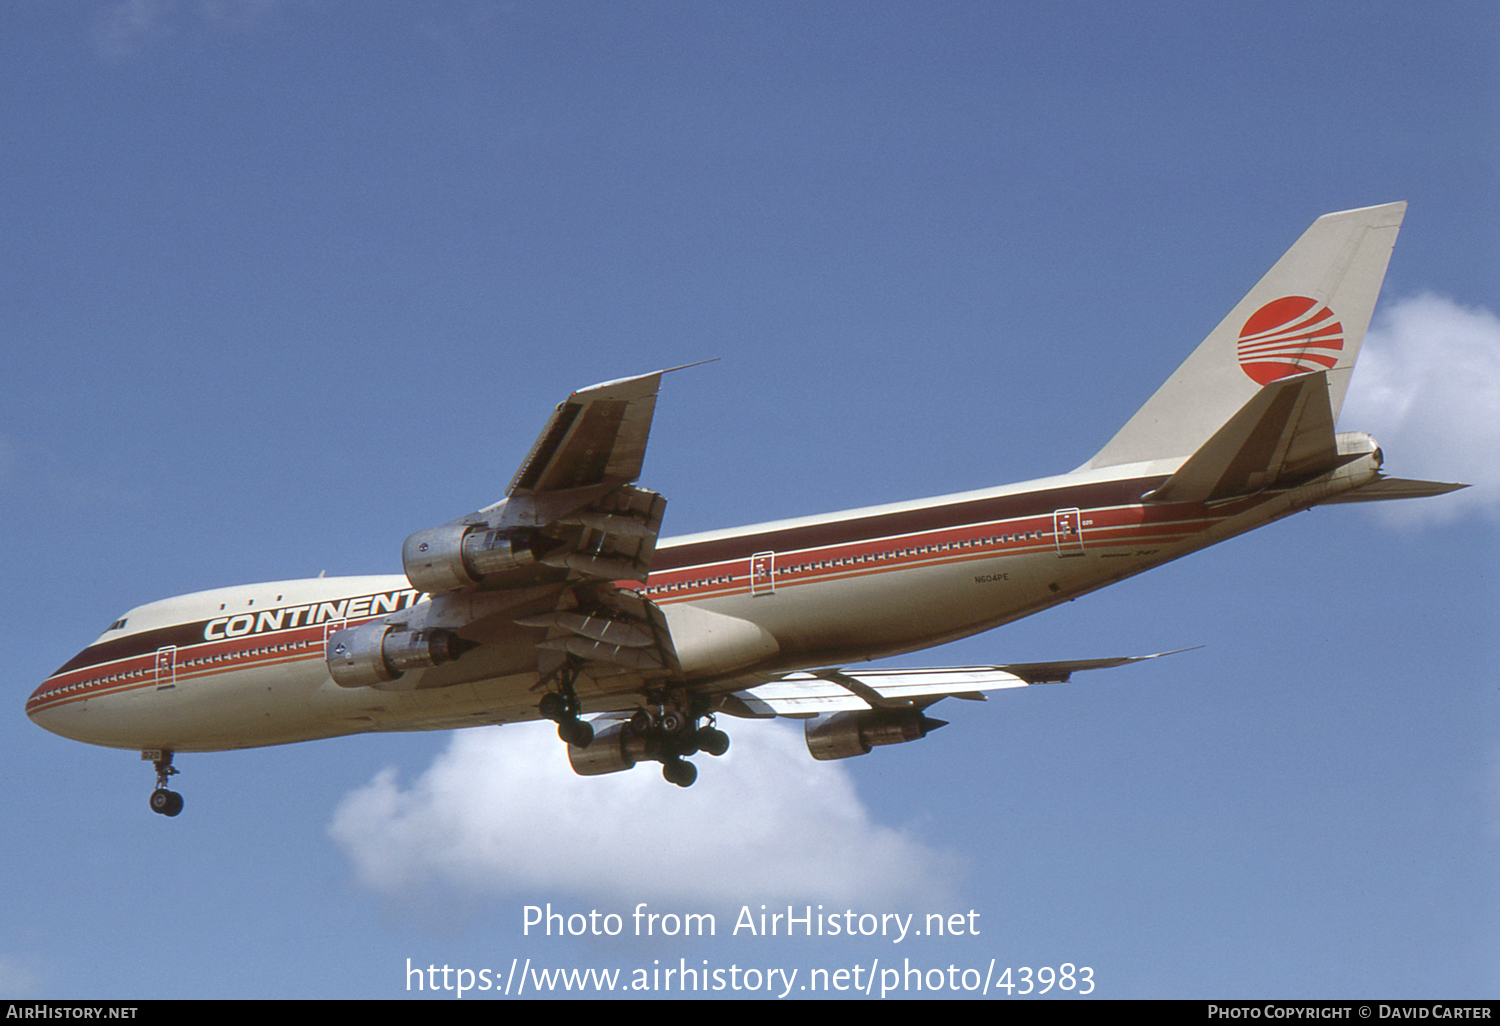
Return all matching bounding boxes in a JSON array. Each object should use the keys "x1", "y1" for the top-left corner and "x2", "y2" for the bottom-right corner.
[
  {"x1": 804, "y1": 709, "x2": 947, "y2": 761},
  {"x1": 402, "y1": 524, "x2": 543, "y2": 593},
  {"x1": 566, "y1": 720, "x2": 649, "y2": 776},
  {"x1": 326, "y1": 621, "x2": 469, "y2": 689}
]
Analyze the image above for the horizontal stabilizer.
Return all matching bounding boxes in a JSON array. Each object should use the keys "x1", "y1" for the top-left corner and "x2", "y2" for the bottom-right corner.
[
  {"x1": 727, "y1": 650, "x2": 1191, "y2": 716},
  {"x1": 1145, "y1": 372, "x2": 1342, "y2": 504},
  {"x1": 1317, "y1": 477, "x2": 1469, "y2": 504}
]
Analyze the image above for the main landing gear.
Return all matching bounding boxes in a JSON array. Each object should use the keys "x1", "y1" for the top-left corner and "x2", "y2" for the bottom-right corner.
[
  {"x1": 647, "y1": 706, "x2": 730, "y2": 787},
  {"x1": 552, "y1": 687, "x2": 731, "y2": 787},
  {"x1": 537, "y1": 660, "x2": 594, "y2": 749},
  {"x1": 143, "y1": 749, "x2": 184, "y2": 817},
  {"x1": 538, "y1": 658, "x2": 731, "y2": 786}
]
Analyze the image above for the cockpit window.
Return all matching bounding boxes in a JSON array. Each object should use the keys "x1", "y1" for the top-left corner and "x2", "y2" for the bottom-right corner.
[{"x1": 107, "y1": 618, "x2": 127, "y2": 631}]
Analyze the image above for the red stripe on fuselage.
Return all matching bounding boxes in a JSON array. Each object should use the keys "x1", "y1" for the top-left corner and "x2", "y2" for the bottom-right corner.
[
  {"x1": 28, "y1": 622, "x2": 344, "y2": 716},
  {"x1": 30, "y1": 486, "x2": 1240, "y2": 711},
  {"x1": 638, "y1": 498, "x2": 1227, "y2": 603}
]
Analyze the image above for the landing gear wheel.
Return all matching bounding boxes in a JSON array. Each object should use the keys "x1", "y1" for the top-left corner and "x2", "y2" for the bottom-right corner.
[
  {"x1": 143, "y1": 749, "x2": 184, "y2": 817},
  {"x1": 558, "y1": 717, "x2": 594, "y2": 749},
  {"x1": 538, "y1": 659, "x2": 593, "y2": 748},
  {"x1": 662, "y1": 758, "x2": 698, "y2": 788},
  {"x1": 150, "y1": 789, "x2": 184, "y2": 817},
  {"x1": 538, "y1": 692, "x2": 567, "y2": 721},
  {"x1": 695, "y1": 727, "x2": 730, "y2": 757}
]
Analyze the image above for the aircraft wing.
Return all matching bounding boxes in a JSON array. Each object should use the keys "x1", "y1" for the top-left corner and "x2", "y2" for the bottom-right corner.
[
  {"x1": 723, "y1": 650, "x2": 1188, "y2": 717},
  {"x1": 474, "y1": 369, "x2": 690, "y2": 690},
  {"x1": 506, "y1": 370, "x2": 667, "y2": 498},
  {"x1": 333, "y1": 368, "x2": 699, "y2": 695},
  {"x1": 404, "y1": 367, "x2": 685, "y2": 592}
]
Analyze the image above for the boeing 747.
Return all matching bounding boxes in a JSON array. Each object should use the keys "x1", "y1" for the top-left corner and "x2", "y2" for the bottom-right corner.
[{"x1": 27, "y1": 202, "x2": 1463, "y2": 815}]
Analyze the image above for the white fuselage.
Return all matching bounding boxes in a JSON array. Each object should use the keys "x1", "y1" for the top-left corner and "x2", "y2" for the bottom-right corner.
[{"x1": 26, "y1": 452, "x2": 1380, "y2": 754}]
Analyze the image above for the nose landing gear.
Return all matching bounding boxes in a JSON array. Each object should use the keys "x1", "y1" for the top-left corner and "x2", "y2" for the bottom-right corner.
[{"x1": 143, "y1": 749, "x2": 184, "y2": 817}]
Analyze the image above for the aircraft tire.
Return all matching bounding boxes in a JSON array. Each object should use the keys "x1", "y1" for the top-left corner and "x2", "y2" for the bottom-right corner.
[
  {"x1": 696, "y1": 727, "x2": 730, "y2": 757},
  {"x1": 558, "y1": 718, "x2": 594, "y2": 749},
  {"x1": 150, "y1": 789, "x2": 184, "y2": 817},
  {"x1": 662, "y1": 758, "x2": 697, "y2": 788},
  {"x1": 538, "y1": 692, "x2": 566, "y2": 721}
]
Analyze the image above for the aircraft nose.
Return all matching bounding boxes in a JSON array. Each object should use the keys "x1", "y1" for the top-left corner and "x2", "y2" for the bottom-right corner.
[
  {"x1": 28, "y1": 678, "x2": 68, "y2": 734},
  {"x1": 26, "y1": 673, "x2": 95, "y2": 743}
]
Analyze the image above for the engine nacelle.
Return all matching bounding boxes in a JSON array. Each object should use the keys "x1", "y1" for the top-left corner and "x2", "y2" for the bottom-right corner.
[
  {"x1": 804, "y1": 709, "x2": 948, "y2": 761},
  {"x1": 327, "y1": 621, "x2": 466, "y2": 689},
  {"x1": 402, "y1": 523, "x2": 541, "y2": 593},
  {"x1": 566, "y1": 721, "x2": 650, "y2": 776}
]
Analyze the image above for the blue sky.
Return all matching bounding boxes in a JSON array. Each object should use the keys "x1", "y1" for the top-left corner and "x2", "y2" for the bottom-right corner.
[{"x1": 3, "y1": 0, "x2": 1497, "y2": 1000}]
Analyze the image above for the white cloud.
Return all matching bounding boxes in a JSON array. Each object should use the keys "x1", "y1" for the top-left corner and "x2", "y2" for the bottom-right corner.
[
  {"x1": 329, "y1": 720, "x2": 963, "y2": 911},
  {"x1": 1342, "y1": 293, "x2": 1500, "y2": 526}
]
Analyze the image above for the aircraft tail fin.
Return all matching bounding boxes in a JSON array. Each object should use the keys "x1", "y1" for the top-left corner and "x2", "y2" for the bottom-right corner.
[
  {"x1": 1085, "y1": 202, "x2": 1406, "y2": 471},
  {"x1": 1142, "y1": 370, "x2": 1341, "y2": 504},
  {"x1": 1137, "y1": 362, "x2": 1468, "y2": 507}
]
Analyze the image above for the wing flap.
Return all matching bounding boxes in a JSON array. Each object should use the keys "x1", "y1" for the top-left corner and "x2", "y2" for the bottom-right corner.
[{"x1": 729, "y1": 652, "x2": 1185, "y2": 716}]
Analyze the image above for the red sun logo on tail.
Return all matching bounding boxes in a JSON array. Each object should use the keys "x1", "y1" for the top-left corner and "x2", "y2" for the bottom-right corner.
[{"x1": 1236, "y1": 296, "x2": 1344, "y2": 384}]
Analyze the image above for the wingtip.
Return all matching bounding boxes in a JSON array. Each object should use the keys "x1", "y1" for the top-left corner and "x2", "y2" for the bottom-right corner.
[
  {"x1": 574, "y1": 359, "x2": 719, "y2": 399},
  {"x1": 659, "y1": 357, "x2": 720, "y2": 375},
  {"x1": 1143, "y1": 645, "x2": 1205, "y2": 660},
  {"x1": 1316, "y1": 200, "x2": 1406, "y2": 228}
]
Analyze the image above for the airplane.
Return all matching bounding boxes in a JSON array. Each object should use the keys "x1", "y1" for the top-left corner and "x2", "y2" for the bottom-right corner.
[{"x1": 27, "y1": 201, "x2": 1465, "y2": 816}]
